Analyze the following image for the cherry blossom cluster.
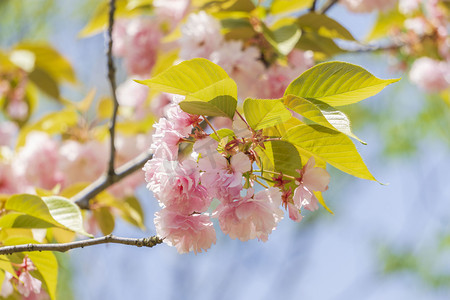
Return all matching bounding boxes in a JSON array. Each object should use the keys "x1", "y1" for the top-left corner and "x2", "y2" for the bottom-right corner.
[
  {"x1": 0, "y1": 121, "x2": 150, "y2": 200},
  {"x1": 1, "y1": 257, "x2": 42, "y2": 299},
  {"x1": 113, "y1": 9, "x2": 314, "y2": 102},
  {"x1": 143, "y1": 97, "x2": 330, "y2": 254}
]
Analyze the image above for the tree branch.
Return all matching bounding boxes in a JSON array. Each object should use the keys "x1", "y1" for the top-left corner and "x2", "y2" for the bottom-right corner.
[
  {"x1": 106, "y1": 0, "x2": 119, "y2": 178},
  {"x1": 0, "y1": 234, "x2": 163, "y2": 255},
  {"x1": 319, "y1": 0, "x2": 339, "y2": 14},
  {"x1": 73, "y1": 150, "x2": 153, "y2": 209},
  {"x1": 309, "y1": 0, "x2": 318, "y2": 12}
]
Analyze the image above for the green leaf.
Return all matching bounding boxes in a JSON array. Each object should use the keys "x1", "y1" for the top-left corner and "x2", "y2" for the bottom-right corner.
[
  {"x1": 16, "y1": 109, "x2": 78, "y2": 148},
  {"x1": 210, "y1": 128, "x2": 235, "y2": 141},
  {"x1": 27, "y1": 251, "x2": 58, "y2": 300},
  {"x1": 2, "y1": 237, "x2": 58, "y2": 300},
  {"x1": 283, "y1": 123, "x2": 376, "y2": 181},
  {"x1": 0, "y1": 212, "x2": 56, "y2": 229},
  {"x1": 117, "y1": 196, "x2": 146, "y2": 230},
  {"x1": 93, "y1": 207, "x2": 115, "y2": 235},
  {"x1": 270, "y1": 0, "x2": 313, "y2": 15},
  {"x1": 256, "y1": 140, "x2": 303, "y2": 179},
  {"x1": 262, "y1": 23, "x2": 302, "y2": 55},
  {"x1": 42, "y1": 196, "x2": 92, "y2": 237},
  {"x1": 313, "y1": 191, "x2": 333, "y2": 214},
  {"x1": 283, "y1": 95, "x2": 366, "y2": 144},
  {"x1": 13, "y1": 43, "x2": 77, "y2": 84},
  {"x1": 243, "y1": 98, "x2": 292, "y2": 130},
  {"x1": 295, "y1": 32, "x2": 343, "y2": 58},
  {"x1": 0, "y1": 256, "x2": 16, "y2": 278},
  {"x1": 137, "y1": 58, "x2": 237, "y2": 118},
  {"x1": 366, "y1": 9, "x2": 405, "y2": 41},
  {"x1": 284, "y1": 61, "x2": 400, "y2": 106},
  {"x1": 297, "y1": 12, "x2": 356, "y2": 41},
  {"x1": 79, "y1": 0, "x2": 146, "y2": 37},
  {"x1": 5, "y1": 194, "x2": 92, "y2": 237},
  {"x1": 28, "y1": 67, "x2": 60, "y2": 99}
]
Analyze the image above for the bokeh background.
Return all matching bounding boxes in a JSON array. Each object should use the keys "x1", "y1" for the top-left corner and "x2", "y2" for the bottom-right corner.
[{"x1": 1, "y1": 1, "x2": 449, "y2": 299}]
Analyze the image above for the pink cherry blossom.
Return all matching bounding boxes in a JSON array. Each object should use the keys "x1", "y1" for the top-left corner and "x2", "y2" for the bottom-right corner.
[
  {"x1": 292, "y1": 157, "x2": 330, "y2": 212},
  {"x1": 340, "y1": 0, "x2": 396, "y2": 13},
  {"x1": 399, "y1": 0, "x2": 422, "y2": 15},
  {"x1": 154, "y1": 208, "x2": 216, "y2": 254},
  {"x1": 113, "y1": 18, "x2": 162, "y2": 76},
  {"x1": 108, "y1": 133, "x2": 152, "y2": 198},
  {"x1": 216, "y1": 188, "x2": 284, "y2": 242},
  {"x1": 154, "y1": 0, "x2": 191, "y2": 26},
  {"x1": 0, "y1": 161, "x2": 20, "y2": 194},
  {"x1": 0, "y1": 121, "x2": 18, "y2": 147},
  {"x1": 179, "y1": 11, "x2": 223, "y2": 59},
  {"x1": 199, "y1": 152, "x2": 252, "y2": 203},
  {"x1": 210, "y1": 40, "x2": 265, "y2": 99},
  {"x1": 14, "y1": 257, "x2": 42, "y2": 298},
  {"x1": 150, "y1": 92, "x2": 172, "y2": 118},
  {"x1": 59, "y1": 139, "x2": 108, "y2": 187},
  {"x1": 0, "y1": 272, "x2": 13, "y2": 298},
  {"x1": 144, "y1": 158, "x2": 211, "y2": 214},
  {"x1": 116, "y1": 78, "x2": 149, "y2": 109},
  {"x1": 409, "y1": 57, "x2": 450, "y2": 92},
  {"x1": 13, "y1": 131, "x2": 64, "y2": 190}
]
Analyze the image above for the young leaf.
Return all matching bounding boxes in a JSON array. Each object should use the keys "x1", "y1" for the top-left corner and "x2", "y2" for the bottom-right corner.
[
  {"x1": 16, "y1": 109, "x2": 78, "y2": 148},
  {"x1": 313, "y1": 191, "x2": 334, "y2": 215},
  {"x1": 42, "y1": 196, "x2": 92, "y2": 237},
  {"x1": 5, "y1": 194, "x2": 92, "y2": 237},
  {"x1": 2, "y1": 237, "x2": 58, "y2": 300},
  {"x1": 262, "y1": 23, "x2": 302, "y2": 55},
  {"x1": 210, "y1": 128, "x2": 235, "y2": 141},
  {"x1": 283, "y1": 95, "x2": 366, "y2": 144},
  {"x1": 283, "y1": 123, "x2": 376, "y2": 181},
  {"x1": 297, "y1": 13, "x2": 356, "y2": 41},
  {"x1": 285, "y1": 62, "x2": 400, "y2": 106},
  {"x1": 295, "y1": 32, "x2": 343, "y2": 59},
  {"x1": 137, "y1": 58, "x2": 237, "y2": 118},
  {"x1": 256, "y1": 140, "x2": 303, "y2": 179},
  {"x1": 270, "y1": 0, "x2": 313, "y2": 15},
  {"x1": 243, "y1": 98, "x2": 292, "y2": 130}
]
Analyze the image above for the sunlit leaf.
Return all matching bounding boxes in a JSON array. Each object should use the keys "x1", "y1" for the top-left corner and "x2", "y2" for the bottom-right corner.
[
  {"x1": 262, "y1": 23, "x2": 302, "y2": 55},
  {"x1": 283, "y1": 123, "x2": 376, "y2": 180},
  {"x1": 295, "y1": 32, "x2": 343, "y2": 58},
  {"x1": 93, "y1": 207, "x2": 115, "y2": 235},
  {"x1": 366, "y1": 9, "x2": 405, "y2": 41},
  {"x1": 283, "y1": 95, "x2": 366, "y2": 143},
  {"x1": 243, "y1": 98, "x2": 292, "y2": 130},
  {"x1": 16, "y1": 109, "x2": 78, "y2": 148},
  {"x1": 297, "y1": 12, "x2": 356, "y2": 40},
  {"x1": 42, "y1": 196, "x2": 92, "y2": 237},
  {"x1": 2, "y1": 237, "x2": 58, "y2": 300},
  {"x1": 14, "y1": 42, "x2": 77, "y2": 84},
  {"x1": 285, "y1": 61, "x2": 400, "y2": 106},
  {"x1": 270, "y1": 0, "x2": 313, "y2": 15},
  {"x1": 210, "y1": 128, "x2": 235, "y2": 141},
  {"x1": 137, "y1": 58, "x2": 237, "y2": 118},
  {"x1": 97, "y1": 97, "x2": 113, "y2": 119},
  {"x1": 313, "y1": 191, "x2": 333, "y2": 214}
]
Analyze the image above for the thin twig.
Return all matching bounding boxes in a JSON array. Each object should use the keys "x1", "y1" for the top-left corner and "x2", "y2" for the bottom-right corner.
[
  {"x1": 0, "y1": 235, "x2": 163, "y2": 255},
  {"x1": 106, "y1": 0, "x2": 119, "y2": 178},
  {"x1": 73, "y1": 150, "x2": 153, "y2": 209},
  {"x1": 309, "y1": 0, "x2": 318, "y2": 12},
  {"x1": 319, "y1": 0, "x2": 339, "y2": 14}
]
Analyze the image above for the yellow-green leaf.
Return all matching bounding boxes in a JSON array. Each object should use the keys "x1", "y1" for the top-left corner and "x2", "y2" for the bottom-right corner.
[
  {"x1": 366, "y1": 9, "x2": 406, "y2": 41},
  {"x1": 262, "y1": 22, "x2": 302, "y2": 55},
  {"x1": 14, "y1": 42, "x2": 77, "y2": 84},
  {"x1": 16, "y1": 109, "x2": 78, "y2": 148},
  {"x1": 97, "y1": 97, "x2": 113, "y2": 119},
  {"x1": 283, "y1": 95, "x2": 365, "y2": 143},
  {"x1": 2, "y1": 237, "x2": 58, "y2": 300},
  {"x1": 297, "y1": 12, "x2": 356, "y2": 41},
  {"x1": 285, "y1": 61, "x2": 400, "y2": 106},
  {"x1": 42, "y1": 196, "x2": 92, "y2": 237},
  {"x1": 137, "y1": 58, "x2": 237, "y2": 118},
  {"x1": 313, "y1": 191, "x2": 334, "y2": 214},
  {"x1": 28, "y1": 67, "x2": 60, "y2": 99},
  {"x1": 270, "y1": 0, "x2": 313, "y2": 15},
  {"x1": 93, "y1": 207, "x2": 115, "y2": 235},
  {"x1": 0, "y1": 212, "x2": 55, "y2": 229},
  {"x1": 243, "y1": 98, "x2": 292, "y2": 130},
  {"x1": 283, "y1": 123, "x2": 376, "y2": 180},
  {"x1": 295, "y1": 32, "x2": 343, "y2": 59}
]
